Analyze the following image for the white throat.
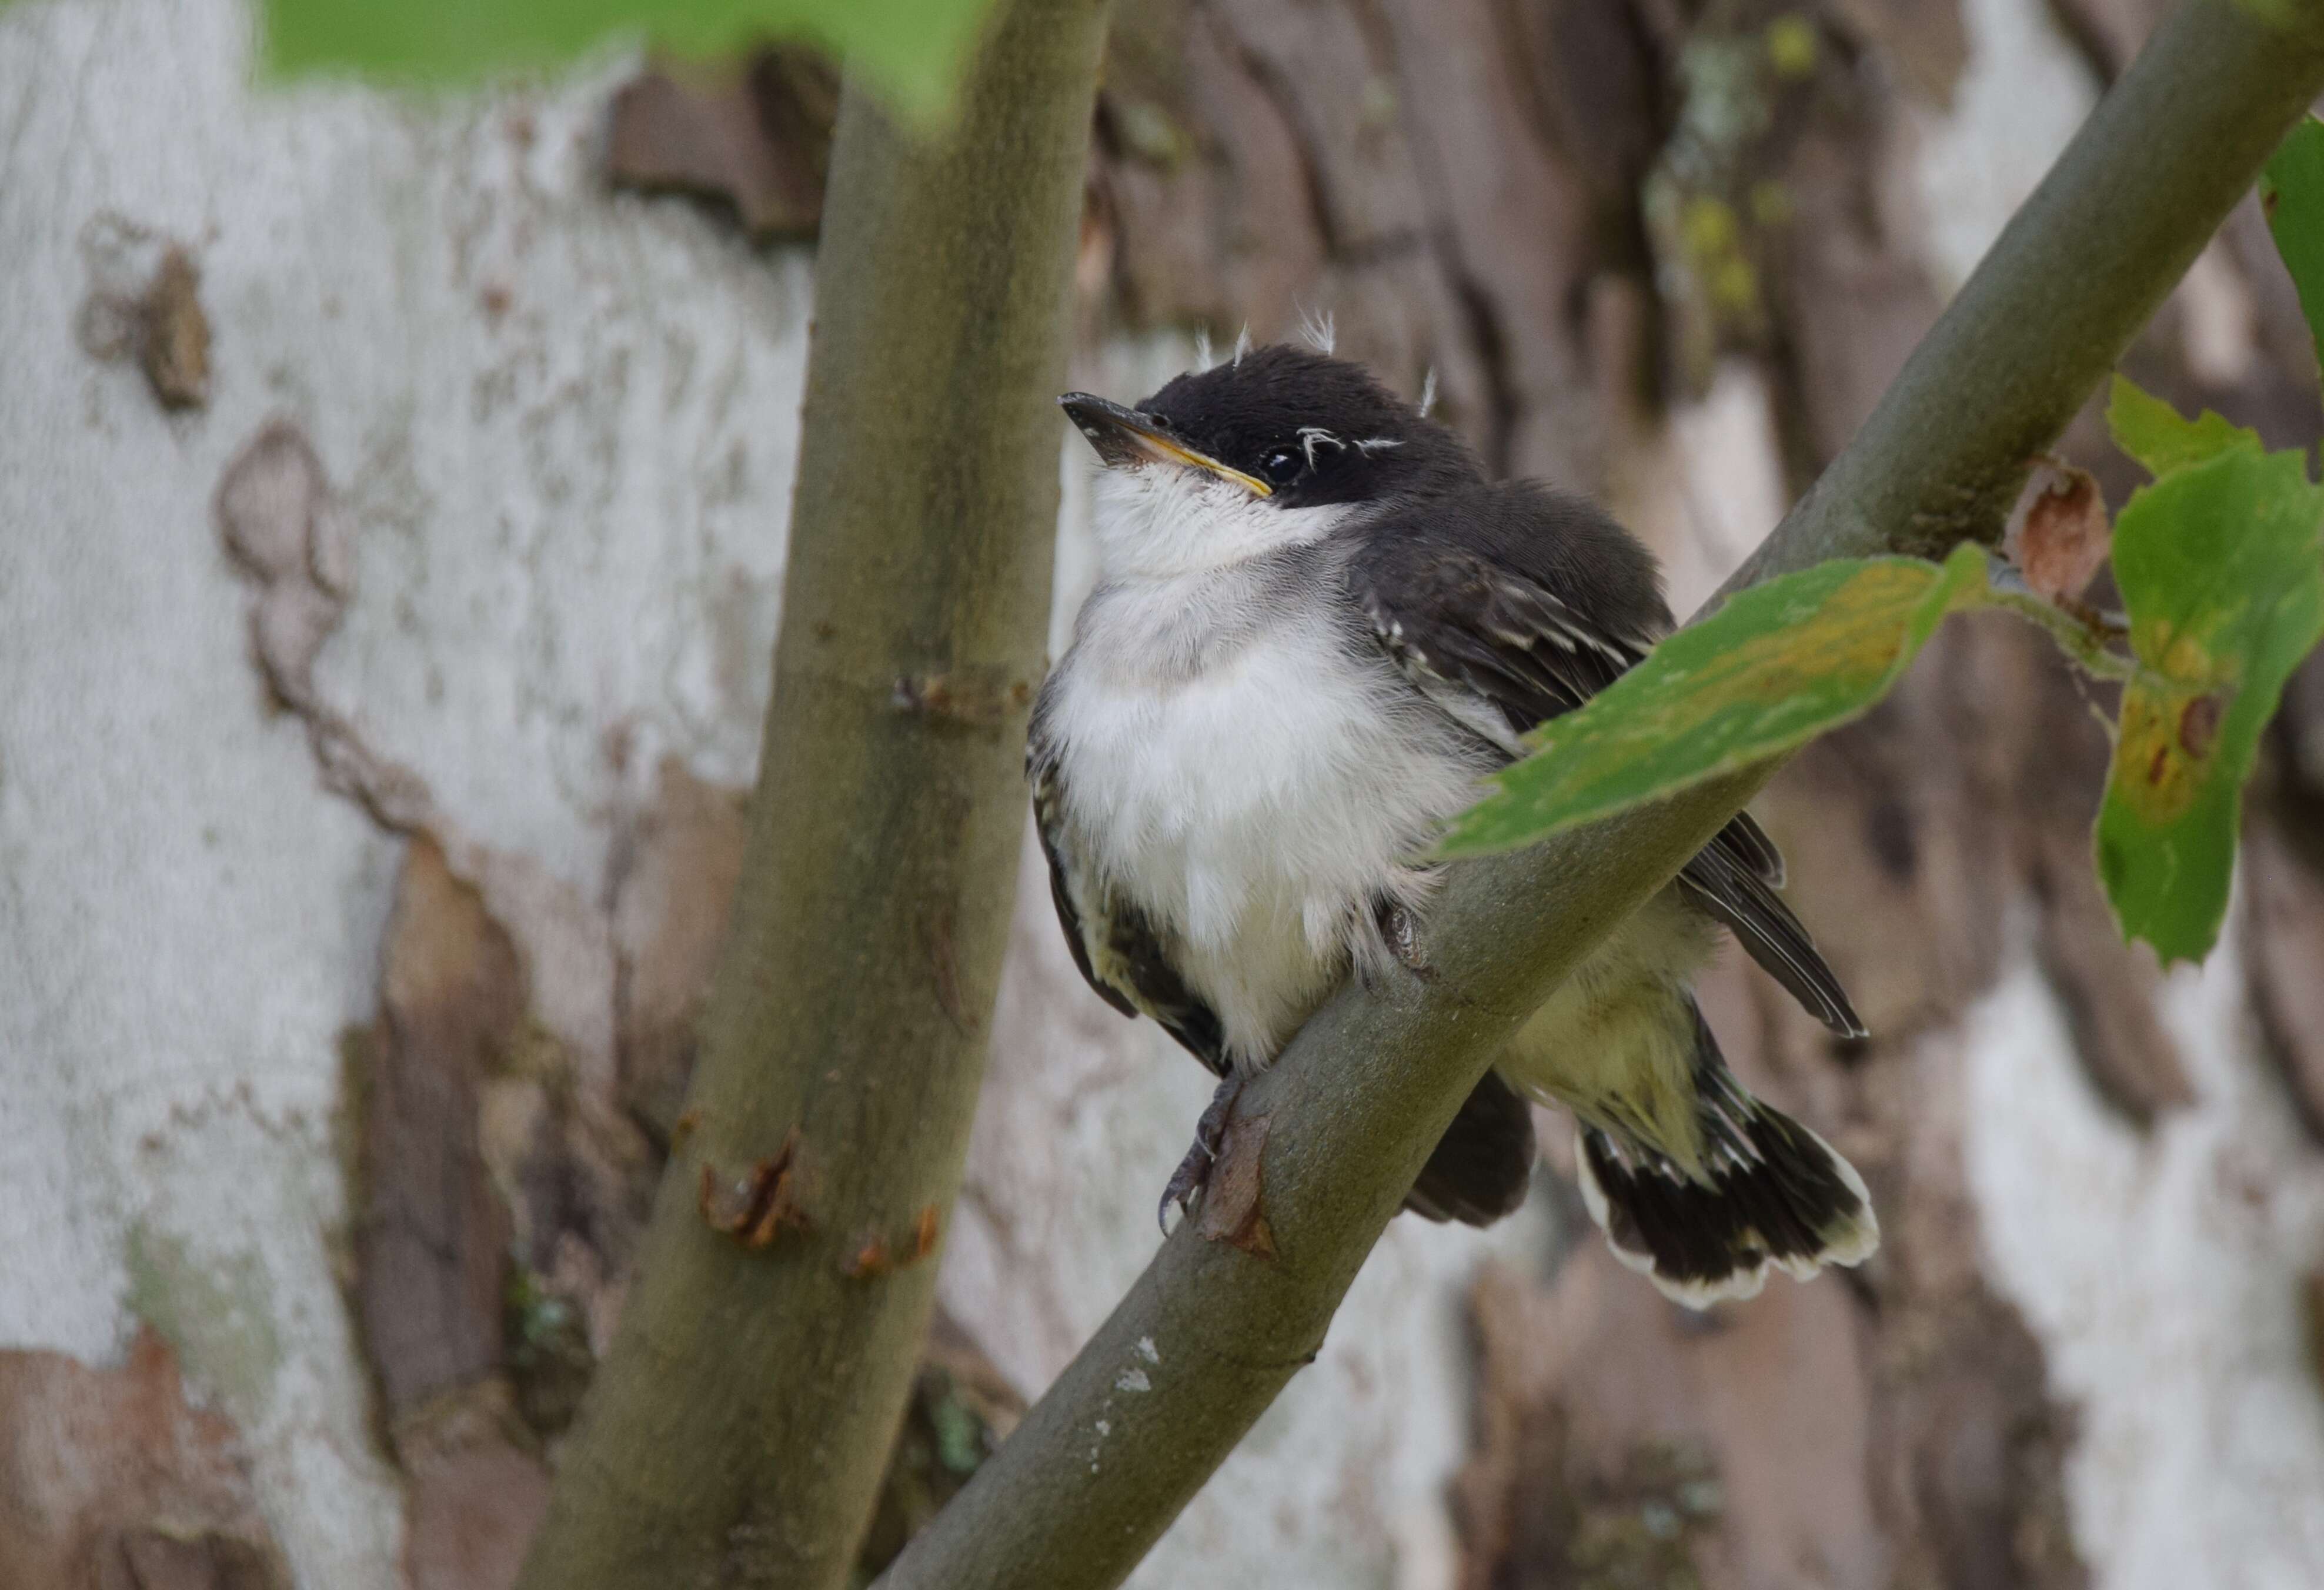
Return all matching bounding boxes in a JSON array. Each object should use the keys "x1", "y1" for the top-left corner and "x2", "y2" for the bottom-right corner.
[{"x1": 1091, "y1": 464, "x2": 1347, "y2": 583}]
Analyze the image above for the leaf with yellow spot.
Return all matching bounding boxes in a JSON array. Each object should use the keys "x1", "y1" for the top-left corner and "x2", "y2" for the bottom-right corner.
[
  {"x1": 2096, "y1": 441, "x2": 2324, "y2": 961},
  {"x1": 1437, "y1": 545, "x2": 1994, "y2": 857}
]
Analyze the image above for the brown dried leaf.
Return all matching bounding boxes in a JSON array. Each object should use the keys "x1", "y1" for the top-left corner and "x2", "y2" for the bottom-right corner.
[
  {"x1": 1194, "y1": 1110, "x2": 1277, "y2": 1260},
  {"x1": 0, "y1": 1329, "x2": 289, "y2": 1590},
  {"x1": 2005, "y1": 459, "x2": 2113, "y2": 604}
]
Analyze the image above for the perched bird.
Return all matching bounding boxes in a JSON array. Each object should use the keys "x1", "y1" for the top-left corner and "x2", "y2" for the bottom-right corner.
[{"x1": 1031, "y1": 342, "x2": 1876, "y2": 1305}]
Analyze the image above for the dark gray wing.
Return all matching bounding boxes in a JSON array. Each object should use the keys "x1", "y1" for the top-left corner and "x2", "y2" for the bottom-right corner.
[
  {"x1": 1675, "y1": 836, "x2": 1862, "y2": 1035},
  {"x1": 1028, "y1": 703, "x2": 1229, "y2": 1073},
  {"x1": 1347, "y1": 486, "x2": 1864, "y2": 1039}
]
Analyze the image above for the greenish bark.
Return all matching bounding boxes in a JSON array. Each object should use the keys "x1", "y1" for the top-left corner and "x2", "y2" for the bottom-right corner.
[
  {"x1": 512, "y1": 4, "x2": 1109, "y2": 1586},
  {"x1": 874, "y1": 2, "x2": 2324, "y2": 1587}
]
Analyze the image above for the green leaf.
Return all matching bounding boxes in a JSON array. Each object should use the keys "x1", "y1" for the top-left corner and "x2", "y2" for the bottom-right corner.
[
  {"x1": 2105, "y1": 373, "x2": 2260, "y2": 480},
  {"x1": 1436, "y1": 545, "x2": 1994, "y2": 857},
  {"x1": 259, "y1": 0, "x2": 1001, "y2": 126},
  {"x1": 2263, "y1": 115, "x2": 2324, "y2": 378},
  {"x1": 2096, "y1": 442, "x2": 2324, "y2": 962}
]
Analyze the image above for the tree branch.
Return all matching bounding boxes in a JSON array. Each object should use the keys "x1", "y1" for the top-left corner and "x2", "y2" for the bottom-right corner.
[
  {"x1": 513, "y1": 5, "x2": 1110, "y2": 1586},
  {"x1": 875, "y1": 3, "x2": 2324, "y2": 1586}
]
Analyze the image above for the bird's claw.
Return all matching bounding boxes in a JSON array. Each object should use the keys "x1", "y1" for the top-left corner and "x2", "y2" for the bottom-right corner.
[
  {"x1": 1157, "y1": 1072, "x2": 1246, "y2": 1235},
  {"x1": 1157, "y1": 1150, "x2": 1207, "y2": 1235}
]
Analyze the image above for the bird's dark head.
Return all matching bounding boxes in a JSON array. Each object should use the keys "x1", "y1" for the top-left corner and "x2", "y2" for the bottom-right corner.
[{"x1": 1060, "y1": 344, "x2": 1477, "y2": 577}]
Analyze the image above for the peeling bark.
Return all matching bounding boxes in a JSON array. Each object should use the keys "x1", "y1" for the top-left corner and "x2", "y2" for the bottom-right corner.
[
  {"x1": 609, "y1": 757, "x2": 750, "y2": 1145},
  {"x1": 605, "y1": 48, "x2": 837, "y2": 239},
  {"x1": 0, "y1": 1330, "x2": 291, "y2": 1590},
  {"x1": 76, "y1": 216, "x2": 213, "y2": 412},
  {"x1": 359, "y1": 837, "x2": 523, "y2": 1418}
]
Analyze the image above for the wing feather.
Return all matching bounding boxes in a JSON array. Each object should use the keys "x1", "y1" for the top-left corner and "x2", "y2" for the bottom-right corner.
[{"x1": 1345, "y1": 488, "x2": 1858, "y2": 1037}]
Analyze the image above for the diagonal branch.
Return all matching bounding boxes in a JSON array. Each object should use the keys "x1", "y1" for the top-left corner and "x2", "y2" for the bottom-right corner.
[{"x1": 875, "y1": 3, "x2": 2324, "y2": 1586}]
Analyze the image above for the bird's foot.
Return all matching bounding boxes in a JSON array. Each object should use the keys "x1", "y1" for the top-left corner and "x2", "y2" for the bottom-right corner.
[{"x1": 1158, "y1": 1071, "x2": 1246, "y2": 1234}]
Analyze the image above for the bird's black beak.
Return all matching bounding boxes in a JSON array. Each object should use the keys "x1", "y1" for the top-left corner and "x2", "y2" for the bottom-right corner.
[{"x1": 1057, "y1": 393, "x2": 1274, "y2": 497}]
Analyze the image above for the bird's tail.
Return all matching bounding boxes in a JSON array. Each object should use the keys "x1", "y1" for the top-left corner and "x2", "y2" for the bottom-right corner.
[{"x1": 1574, "y1": 1006, "x2": 1878, "y2": 1307}]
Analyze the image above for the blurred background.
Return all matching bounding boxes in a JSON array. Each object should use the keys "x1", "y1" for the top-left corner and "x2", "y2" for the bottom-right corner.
[{"x1": 5, "y1": 0, "x2": 2324, "y2": 1585}]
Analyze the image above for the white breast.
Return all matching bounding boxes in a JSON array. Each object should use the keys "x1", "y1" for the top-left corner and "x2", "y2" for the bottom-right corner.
[{"x1": 1047, "y1": 576, "x2": 1491, "y2": 1068}]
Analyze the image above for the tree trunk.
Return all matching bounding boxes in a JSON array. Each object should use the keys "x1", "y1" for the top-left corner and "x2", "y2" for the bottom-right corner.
[{"x1": 514, "y1": 3, "x2": 1109, "y2": 1584}]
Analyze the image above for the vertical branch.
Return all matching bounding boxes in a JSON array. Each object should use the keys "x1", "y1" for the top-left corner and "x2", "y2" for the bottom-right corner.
[{"x1": 515, "y1": 4, "x2": 1110, "y2": 1586}]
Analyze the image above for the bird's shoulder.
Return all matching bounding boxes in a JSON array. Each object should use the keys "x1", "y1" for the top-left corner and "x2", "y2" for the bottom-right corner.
[
  {"x1": 1338, "y1": 480, "x2": 1668, "y2": 736},
  {"x1": 1338, "y1": 480, "x2": 1862, "y2": 1036}
]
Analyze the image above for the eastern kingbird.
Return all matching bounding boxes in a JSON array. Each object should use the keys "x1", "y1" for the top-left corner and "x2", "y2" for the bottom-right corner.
[{"x1": 1033, "y1": 343, "x2": 1876, "y2": 1305}]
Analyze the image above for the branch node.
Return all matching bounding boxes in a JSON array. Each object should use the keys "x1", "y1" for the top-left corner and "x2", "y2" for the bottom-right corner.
[
  {"x1": 1193, "y1": 1113, "x2": 1278, "y2": 1261},
  {"x1": 892, "y1": 667, "x2": 1036, "y2": 729},
  {"x1": 697, "y1": 1128, "x2": 812, "y2": 1248},
  {"x1": 842, "y1": 1205, "x2": 944, "y2": 1279}
]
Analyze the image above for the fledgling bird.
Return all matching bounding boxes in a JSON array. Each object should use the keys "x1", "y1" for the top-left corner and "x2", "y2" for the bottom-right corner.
[{"x1": 1031, "y1": 342, "x2": 1877, "y2": 1305}]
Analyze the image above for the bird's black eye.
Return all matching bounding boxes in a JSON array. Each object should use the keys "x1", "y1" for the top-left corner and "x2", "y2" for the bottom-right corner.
[{"x1": 1259, "y1": 447, "x2": 1304, "y2": 486}]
